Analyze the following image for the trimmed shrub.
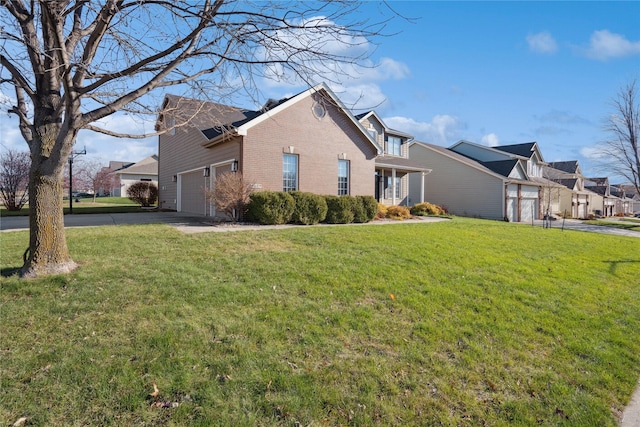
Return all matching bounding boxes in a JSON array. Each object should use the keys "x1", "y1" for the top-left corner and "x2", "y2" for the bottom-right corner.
[
  {"x1": 247, "y1": 191, "x2": 295, "y2": 225},
  {"x1": 127, "y1": 181, "x2": 158, "y2": 207},
  {"x1": 324, "y1": 195, "x2": 355, "y2": 224},
  {"x1": 386, "y1": 205, "x2": 411, "y2": 220},
  {"x1": 354, "y1": 195, "x2": 378, "y2": 223},
  {"x1": 410, "y1": 202, "x2": 445, "y2": 216},
  {"x1": 290, "y1": 191, "x2": 328, "y2": 225}
]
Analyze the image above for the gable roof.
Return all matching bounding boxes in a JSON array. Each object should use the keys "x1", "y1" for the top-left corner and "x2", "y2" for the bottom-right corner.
[
  {"x1": 114, "y1": 155, "x2": 158, "y2": 176},
  {"x1": 198, "y1": 83, "x2": 382, "y2": 154},
  {"x1": 409, "y1": 141, "x2": 540, "y2": 186},
  {"x1": 548, "y1": 160, "x2": 580, "y2": 174},
  {"x1": 356, "y1": 111, "x2": 413, "y2": 139},
  {"x1": 449, "y1": 139, "x2": 529, "y2": 161},
  {"x1": 480, "y1": 159, "x2": 521, "y2": 178},
  {"x1": 493, "y1": 142, "x2": 545, "y2": 162}
]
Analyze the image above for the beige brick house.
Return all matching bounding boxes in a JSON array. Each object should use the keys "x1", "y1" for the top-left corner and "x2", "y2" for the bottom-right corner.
[{"x1": 157, "y1": 83, "x2": 387, "y2": 216}]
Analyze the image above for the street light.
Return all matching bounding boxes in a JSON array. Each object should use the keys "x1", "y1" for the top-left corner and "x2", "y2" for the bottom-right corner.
[{"x1": 68, "y1": 147, "x2": 86, "y2": 214}]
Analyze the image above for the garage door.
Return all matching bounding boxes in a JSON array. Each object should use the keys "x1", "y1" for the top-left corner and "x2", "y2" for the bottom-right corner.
[
  {"x1": 520, "y1": 186, "x2": 539, "y2": 222},
  {"x1": 179, "y1": 170, "x2": 207, "y2": 215}
]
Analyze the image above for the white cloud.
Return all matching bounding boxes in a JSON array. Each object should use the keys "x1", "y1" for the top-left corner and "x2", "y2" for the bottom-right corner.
[
  {"x1": 526, "y1": 32, "x2": 558, "y2": 54},
  {"x1": 384, "y1": 115, "x2": 465, "y2": 146},
  {"x1": 259, "y1": 16, "x2": 409, "y2": 111},
  {"x1": 584, "y1": 30, "x2": 640, "y2": 60},
  {"x1": 580, "y1": 145, "x2": 607, "y2": 161},
  {"x1": 481, "y1": 133, "x2": 499, "y2": 147}
]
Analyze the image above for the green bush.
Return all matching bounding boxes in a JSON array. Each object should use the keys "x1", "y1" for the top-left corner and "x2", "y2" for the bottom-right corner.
[
  {"x1": 126, "y1": 182, "x2": 158, "y2": 207},
  {"x1": 247, "y1": 191, "x2": 295, "y2": 225},
  {"x1": 324, "y1": 195, "x2": 355, "y2": 224},
  {"x1": 290, "y1": 191, "x2": 328, "y2": 225},
  {"x1": 354, "y1": 195, "x2": 378, "y2": 223},
  {"x1": 410, "y1": 202, "x2": 445, "y2": 216}
]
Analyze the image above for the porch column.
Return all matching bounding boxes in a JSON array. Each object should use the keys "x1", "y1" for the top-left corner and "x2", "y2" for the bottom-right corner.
[
  {"x1": 392, "y1": 168, "x2": 397, "y2": 205},
  {"x1": 420, "y1": 172, "x2": 426, "y2": 204}
]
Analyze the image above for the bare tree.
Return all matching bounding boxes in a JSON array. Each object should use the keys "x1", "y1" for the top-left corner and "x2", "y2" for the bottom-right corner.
[
  {"x1": 74, "y1": 159, "x2": 114, "y2": 202},
  {"x1": 0, "y1": 149, "x2": 30, "y2": 210},
  {"x1": 0, "y1": 1, "x2": 394, "y2": 277},
  {"x1": 601, "y1": 79, "x2": 640, "y2": 194},
  {"x1": 206, "y1": 171, "x2": 254, "y2": 221}
]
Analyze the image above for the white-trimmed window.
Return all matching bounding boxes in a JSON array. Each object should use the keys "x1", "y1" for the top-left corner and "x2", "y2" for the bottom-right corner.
[
  {"x1": 338, "y1": 160, "x2": 350, "y2": 195},
  {"x1": 387, "y1": 136, "x2": 402, "y2": 156},
  {"x1": 283, "y1": 154, "x2": 298, "y2": 192},
  {"x1": 384, "y1": 176, "x2": 402, "y2": 199}
]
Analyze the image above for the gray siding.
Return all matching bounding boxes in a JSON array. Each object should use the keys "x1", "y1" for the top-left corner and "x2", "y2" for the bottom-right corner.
[{"x1": 408, "y1": 144, "x2": 505, "y2": 220}]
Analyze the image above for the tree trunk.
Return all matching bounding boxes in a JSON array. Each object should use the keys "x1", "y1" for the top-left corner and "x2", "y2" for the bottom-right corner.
[{"x1": 21, "y1": 150, "x2": 77, "y2": 278}]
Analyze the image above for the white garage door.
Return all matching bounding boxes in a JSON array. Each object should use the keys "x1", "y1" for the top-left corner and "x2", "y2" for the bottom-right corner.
[
  {"x1": 520, "y1": 186, "x2": 538, "y2": 222},
  {"x1": 179, "y1": 170, "x2": 207, "y2": 215}
]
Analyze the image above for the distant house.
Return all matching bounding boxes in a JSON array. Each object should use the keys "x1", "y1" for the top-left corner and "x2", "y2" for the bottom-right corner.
[
  {"x1": 108, "y1": 155, "x2": 158, "y2": 197},
  {"x1": 156, "y1": 83, "x2": 388, "y2": 216},
  {"x1": 408, "y1": 141, "x2": 550, "y2": 221},
  {"x1": 544, "y1": 161, "x2": 594, "y2": 219}
]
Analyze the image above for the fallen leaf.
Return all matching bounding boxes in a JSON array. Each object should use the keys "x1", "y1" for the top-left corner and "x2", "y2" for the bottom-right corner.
[
  {"x1": 13, "y1": 417, "x2": 27, "y2": 427},
  {"x1": 390, "y1": 293, "x2": 396, "y2": 300},
  {"x1": 149, "y1": 382, "x2": 160, "y2": 397}
]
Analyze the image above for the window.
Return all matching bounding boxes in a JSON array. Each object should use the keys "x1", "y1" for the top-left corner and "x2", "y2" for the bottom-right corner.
[
  {"x1": 368, "y1": 128, "x2": 377, "y2": 142},
  {"x1": 384, "y1": 176, "x2": 402, "y2": 199},
  {"x1": 283, "y1": 154, "x2": 298, "y2": 192},
  {"x1": 338, "y1": 160, "x2": 350, "y2": 195},
  {"x1": 387, "y1": 136, "x2": 402, "y2": 156}
]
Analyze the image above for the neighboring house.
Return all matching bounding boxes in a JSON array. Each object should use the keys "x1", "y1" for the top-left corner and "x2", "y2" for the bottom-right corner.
[
  {"x1": 619, "y1": 185, "x2": 640, "y2": 213},
  {"x1": 408, "y1": 141, "x2": 549, "y2": 221},
  {"x1": 156, "y1": 83, "x2": 385, "y2": 216},
  {"x1": 584, "y1": 177, "x2": 617, "y2": 217},
  {"x1": 544, "y1": 161, "x2": 593, "y2": 219},
  {"x1": 610, "y1": 185, "x2": 637, "y2": 215},
  {"x1": 110, "y1": 155, "x2": 159, "y2": 197},
  {"x1": 356, "y1": 111, "x2": 430, "y2": 206}
]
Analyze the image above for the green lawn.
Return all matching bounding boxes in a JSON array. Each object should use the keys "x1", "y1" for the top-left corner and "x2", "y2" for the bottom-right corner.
[
  {"x1": 1, "y1": 218, "x2": 639, "y2": 426},
  {"x1": 583, "y1": 218, "x2": 640, "y2": 232},
  {"x1": 1, "y1": 197, "x2": 145, "y2": 217}
]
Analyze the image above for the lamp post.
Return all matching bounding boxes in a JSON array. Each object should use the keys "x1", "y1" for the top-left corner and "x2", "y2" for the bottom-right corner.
[{"x1": 68, "y1": 147, "x2": 86, "y2": 214}]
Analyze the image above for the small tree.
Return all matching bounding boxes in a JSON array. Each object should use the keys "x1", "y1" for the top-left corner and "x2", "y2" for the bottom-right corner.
[
  {"x1": 0, "y1": 149, "x2": 30, "y2": 210},
  {"x1": 127, "y1": 182, "x2": 158, "y2": 207},
  {"x1": 206, "y1": 172, "x2": 254, "y2": 221}
]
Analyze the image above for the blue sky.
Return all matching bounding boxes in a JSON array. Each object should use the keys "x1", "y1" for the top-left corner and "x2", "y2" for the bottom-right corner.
[{"x1": 1, "y1": 1, "x2": 639, "y2": 181}]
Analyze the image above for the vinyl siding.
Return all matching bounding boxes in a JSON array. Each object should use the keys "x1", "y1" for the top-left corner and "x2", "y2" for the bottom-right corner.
[{"x1": 408, "y1": 144, "x2": 505, "y2": 220}]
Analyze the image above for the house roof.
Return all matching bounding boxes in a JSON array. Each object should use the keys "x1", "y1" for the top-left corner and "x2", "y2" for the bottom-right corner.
[
  {"x1": 114, "y1": 155, "x2": 158, "y2": 176},
  {"x1": 586, "y1": 177, "x2": 609, "y2": 186},
  {"x1": 356, "y1": 110, "x2": 413, "y2": 139},
  {"x1": 448, "y1": 139, "x2": 529, "y2": 161},
  {"x1": 197, "y1": 83, "x2": 382, "y2": 154},
  {"x1": 109, "y1": 160, "x2": 134, "y2": 171},
  {"x1": 548, "y1": 161, "x2": 580, "y2": 174},
  {"x1": 411, "y1": 141, "x2": 529, "y2": 184},
  {"x1": 375, "y1": 155, "x2": 431, "y2": 173},
  {"x1": 480, "y1": 159, "x2": 520, "y2": 178},
  {"x1": 493, "y1": 142, "x2": 538, "y2": 158}
]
